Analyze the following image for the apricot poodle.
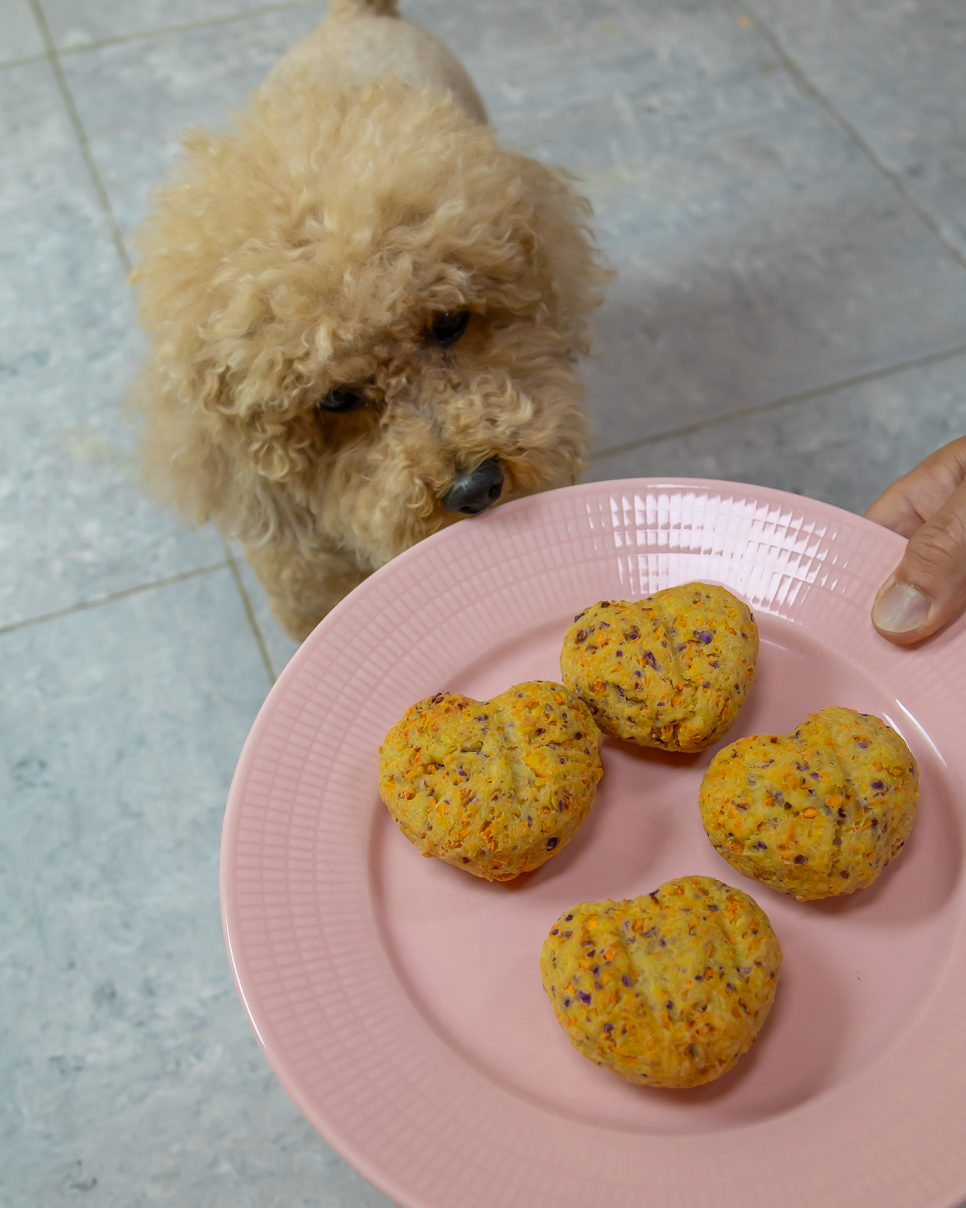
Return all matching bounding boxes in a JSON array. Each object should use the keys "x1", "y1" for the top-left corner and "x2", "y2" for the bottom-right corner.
[{"x1": 131, "y1": 0, "x2": 609, "y2": 640}]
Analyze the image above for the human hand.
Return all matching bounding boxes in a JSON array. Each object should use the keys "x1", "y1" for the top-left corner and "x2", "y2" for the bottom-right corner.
[{"x1": 865, "y1": 435, "x2": 966, "y2": 644}]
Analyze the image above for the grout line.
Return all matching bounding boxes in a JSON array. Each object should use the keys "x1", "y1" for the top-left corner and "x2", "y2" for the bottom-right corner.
[
  {"x1": 30, "y1": 0, "x2": 324, "y2": 60},
  {"x1": 222, "y1": 540, "x2": 278, "y2": 684},
  {"x1": 742, "y1": 3, "x2": 966, "y2": 276},
  {"x1": 26, "y1": 0, "x2": 280, "y2": 684},
  {"x1": 592, "y1": 341, "x2": 966, "y2": 462},
  {"x1": 0, "y1": 563, "x2": 230, "y2": 637},
  {"x1": 0, "y1": 51, "x2": 48, "y2": 71},
  {"x1": 27, "y1": 0, "x2": 131, "y2": 274}
]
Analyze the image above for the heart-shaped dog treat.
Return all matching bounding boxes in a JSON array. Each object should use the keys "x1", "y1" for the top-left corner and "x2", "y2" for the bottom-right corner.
[
  {"x1": 560, "y1": 582, "x2": 758, "y2": 752},
  {"x1": 699, "y1": 706, "x2": 919, "y2": 900},
  {"x1": 539, "y1": 876, "x2": 782, "y2": 1089},
  {"x1": 378, "y1": 681, "x2": 603, "y2": 881}
]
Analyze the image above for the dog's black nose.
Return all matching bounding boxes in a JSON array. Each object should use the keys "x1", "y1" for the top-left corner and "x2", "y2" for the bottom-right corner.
[{"x1": 441, "y1": 459, "x2": 504, "y2": 514}]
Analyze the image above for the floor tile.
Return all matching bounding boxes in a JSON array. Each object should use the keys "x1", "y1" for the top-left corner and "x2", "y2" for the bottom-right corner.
[
  {"x1": 0, "y1": 60, "x2": 227, "y2": 628},
  {"x1": 59, "y1": 3, "x2": 326, "y2": 238},
  {"x1": 584, "y1": 351, "x2": 966, "y2": 521},
  {"x1": 446, "y1": 1, "x2": 966, "y2": 452},
  {"x1": 0, "y1": 571, "x2": 396, "y2": 1207},
  {"x1": 0, "y1": 0, "x2": 44, "y2": 63},
  {"x1": 750, "y1": 0, "x2": 966, "y2": 261},
  {"x1": 40, "y1": 0, "x2": 316, "y2": 50},
  {"x1": 580, "y1": 148, "x2": 966, "y2": 454}
]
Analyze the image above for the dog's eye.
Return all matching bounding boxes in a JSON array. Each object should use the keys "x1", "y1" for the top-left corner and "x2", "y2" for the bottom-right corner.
[
  {"x1": 429, "y1": 310, "x2": 470, "y2": 348},
  {"x1": 317, "y1": 388, "x2": 365, "y2": 414}
]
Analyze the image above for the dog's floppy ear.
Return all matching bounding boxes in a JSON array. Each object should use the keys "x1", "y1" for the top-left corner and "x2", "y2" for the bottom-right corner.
[
  {"x1": 129, "y1": 112, "x2": 336, "y2": 541},
  {"x1": 129, "y1": 357, "x2": 240, "y2": 532},
  {"x1": 131, "y1": 355, "x2": 312, "y2": 547}
]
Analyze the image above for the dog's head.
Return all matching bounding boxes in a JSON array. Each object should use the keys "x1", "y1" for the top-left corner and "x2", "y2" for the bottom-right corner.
[{"x1": 132, "y1": 78, "x2": 609, "y2": 568}]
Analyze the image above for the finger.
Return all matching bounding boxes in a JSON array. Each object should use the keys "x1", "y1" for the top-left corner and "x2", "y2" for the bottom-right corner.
[
  {"x1": 865, "y1": 435, "x2": 966, "y2": 538},
  {"x1": 871, "y1": 478, "x2": 966, "y2": 644},
  {"x1": 864, "y1": 480, "x2": 932, "y2": 539}
]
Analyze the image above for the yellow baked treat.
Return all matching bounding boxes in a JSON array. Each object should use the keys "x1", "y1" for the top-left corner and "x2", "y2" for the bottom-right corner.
[
  {"x1": 699, "y1": 706, "x2": 919, "y2": 900},
  {"x1": 560, "y1": 583, "x2": 759, "y2": 752},
  {"x1": 378, "y1": 681, "x2": 603, "y2": 881},
  {"x1": 539, "y1": 876, "x2": 781, "y2": 1088}
]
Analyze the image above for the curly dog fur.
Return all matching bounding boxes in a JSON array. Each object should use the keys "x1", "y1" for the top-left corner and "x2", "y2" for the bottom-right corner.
[{"x1": 132, "y1": 0, "x2": 609, "y2": 640}]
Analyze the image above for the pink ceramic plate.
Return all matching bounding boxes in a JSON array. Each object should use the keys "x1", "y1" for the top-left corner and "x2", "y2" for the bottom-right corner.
[{"x1": 221, "y1": 479, "x2": 966, "y2": 1208}]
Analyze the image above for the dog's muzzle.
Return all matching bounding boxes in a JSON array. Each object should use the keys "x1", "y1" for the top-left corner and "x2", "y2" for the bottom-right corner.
[{"x1": 441, "y1": 459, "x2": 504, "y2": 515}]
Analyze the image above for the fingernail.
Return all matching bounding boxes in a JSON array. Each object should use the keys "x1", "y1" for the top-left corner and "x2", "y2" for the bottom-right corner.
[{"x1": 873, "y1": 581, "x2": 931, "y2": 633}]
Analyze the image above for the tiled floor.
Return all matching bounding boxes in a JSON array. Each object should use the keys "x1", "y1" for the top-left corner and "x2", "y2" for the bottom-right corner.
[{"x1": 2, "y1": 0, "x2": 964, "y2": 1203}]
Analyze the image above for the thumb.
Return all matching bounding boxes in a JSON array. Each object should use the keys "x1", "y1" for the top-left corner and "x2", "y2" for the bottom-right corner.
[{"x1": 871, "y1": 478, "x2": 966, "y2": 644}]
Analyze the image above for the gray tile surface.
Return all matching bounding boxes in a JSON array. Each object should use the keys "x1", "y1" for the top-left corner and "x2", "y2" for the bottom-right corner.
[
  {"x1": 463, "y1": 0, "x2": 966, "y2": 450},
  {"x1": 585, "y1": 349, "x2": 966, "y2": 518},
  {"x1": 750, "y1": 0, "x2": 966, "y2": 262},
  {"x1": 3, "y1": 0, "x2": 966, "y2": 1203},
  {"x1": 42, "y1": 0, "x2": 318, "y2": 50},
  {"x1": 0, "y1": 60, "x2": 226, "y2": 629},
  {"x1": 0, "y1": 0, "x2": 44, "y2": 64},
  {"x1": 581, "y1": 128, "x2": 966, "y2": 450}
]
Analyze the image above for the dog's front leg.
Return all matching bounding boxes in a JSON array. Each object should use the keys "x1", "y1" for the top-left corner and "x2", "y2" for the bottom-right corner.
[{"x1": 245, "y1": 537, "x2": 371, "y2": 642}]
